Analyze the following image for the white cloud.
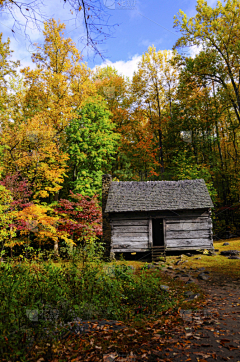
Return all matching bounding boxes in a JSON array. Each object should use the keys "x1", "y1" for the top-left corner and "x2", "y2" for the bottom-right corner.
[
  {"x1": 188, "y1": 44, "x2": 203, "y2": 58},
  {"x1": 93, "y1": 54, "x2": 142, "y2": 79},
  {"x1": 140, "y1": 38, "x2": 163, "y2": 47}
]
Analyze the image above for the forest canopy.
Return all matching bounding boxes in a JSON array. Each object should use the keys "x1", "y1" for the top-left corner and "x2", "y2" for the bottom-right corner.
[{"x1": 1, "y1": 0, "x2": 240, "y2": 259}]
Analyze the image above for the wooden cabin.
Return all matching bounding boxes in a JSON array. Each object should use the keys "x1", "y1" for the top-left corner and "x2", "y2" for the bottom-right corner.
[{"x1": 102, "y1": 175, "x2": 214, "y2": 260}]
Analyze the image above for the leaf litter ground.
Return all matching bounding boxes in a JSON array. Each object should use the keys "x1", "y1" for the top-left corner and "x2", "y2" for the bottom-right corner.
[{"x1": 5, "y1": 239, "x2": 240, "y2": 362}]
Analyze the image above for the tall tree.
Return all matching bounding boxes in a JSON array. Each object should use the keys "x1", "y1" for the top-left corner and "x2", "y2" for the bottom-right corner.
[
  {"x1": 173, "y1": 0, "x2": 240, "y2": 124},
  {"x1": 131, "y1": 47, "x2": 179, "y2": 179},
  {"x1": 63, "y1": 96, "x2": 120, "y2": 198},
  {"x1": 0, "y1": 19, "x2": 96, "y2": 201}
]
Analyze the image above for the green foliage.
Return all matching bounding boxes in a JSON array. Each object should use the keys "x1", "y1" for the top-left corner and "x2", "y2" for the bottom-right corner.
[
  {"x1": 167, "y1": 151, "x2": 218, "y2": 202},
  {"x1": 0, "y1": 247, "x2": 177, "y2": 360},
  {"x1": 64, "y1": 97, "x2": 120, "y2": 197}
]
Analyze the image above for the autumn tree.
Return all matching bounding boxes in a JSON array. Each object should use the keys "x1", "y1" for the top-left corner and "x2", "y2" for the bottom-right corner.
[
  {"x1": 93, "y1": 65, "x2": 132, "y2": 180},
  {"x1": 0, "y1": 179, "x2": 16, "y2": 261},
  {"x1": 173, "y1": 0, "x2": 240, "y2": 124},
  {"x1": 131, "y1": 47, "x2": 179, "y2": 179},
  {"x1": 15, "y1": 203, "x2": 73, "y2": 256},
  {"x1": 0, "y1": 19, "x2": 97, "y2": 201},
  {"x1": 0, "y1": 33, "x2": 20, "y2": 125},
  {"x1": 53, "y1": 191, "x2": 102, "y2": 248}
]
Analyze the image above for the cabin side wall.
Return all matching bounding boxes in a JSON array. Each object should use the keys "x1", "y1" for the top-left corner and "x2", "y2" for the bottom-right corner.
[
  {"x1": 109, "y1": 209, "x2": 213, "y2": 253},
  {"x1": 110, "y1": 217, "x2": 150, "y2": 253}
]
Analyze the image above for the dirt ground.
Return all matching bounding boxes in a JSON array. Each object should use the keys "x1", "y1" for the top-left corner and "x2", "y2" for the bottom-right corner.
[
  {"x1": 144, "y1": 269, "x2": 240, "y2": 362},
  {"x1": 59, "y1": 267, "x2": 240, "y2": 362}
]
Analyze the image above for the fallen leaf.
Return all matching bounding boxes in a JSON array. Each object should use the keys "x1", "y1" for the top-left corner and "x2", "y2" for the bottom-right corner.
[{"x1": 193, "y1": 335, "x2": 201, "y2": 339}]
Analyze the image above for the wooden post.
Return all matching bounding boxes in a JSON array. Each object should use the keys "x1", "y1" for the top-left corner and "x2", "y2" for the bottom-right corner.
[{"x1": 148, "y1": 217, "x2": 152, "y2": 248}]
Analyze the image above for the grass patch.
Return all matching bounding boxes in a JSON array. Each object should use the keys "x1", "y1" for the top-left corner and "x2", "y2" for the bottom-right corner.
[
  {"x1": 163, "y1": 238, "x2": 240, "y2": 278},
  {"x1": 0, "y1": 245, "x2": 179, "y2": 361}
]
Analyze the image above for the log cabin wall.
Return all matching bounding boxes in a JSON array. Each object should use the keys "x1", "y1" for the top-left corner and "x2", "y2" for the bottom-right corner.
[
  {"x1": 111, "y1": 218, "x2": 149, "y2": 253},
  {"x1": 109, "y1": 209, "x2": 213, "y2": 253},
  {"x1": 165, "y1": 210, "x2": 213, "y2": 251}
]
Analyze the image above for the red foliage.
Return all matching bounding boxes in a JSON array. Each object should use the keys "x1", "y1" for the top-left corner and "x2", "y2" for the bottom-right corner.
[
  {"x1": 0, "y1": 172, "x2": 33, "y2": 211},
  {"x1": 54, "y1": 191, "x2": 102, "y2": 243}
]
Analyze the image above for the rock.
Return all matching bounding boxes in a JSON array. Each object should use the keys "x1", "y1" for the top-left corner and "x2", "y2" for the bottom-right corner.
[
  {"x1": 110, "y1": 251, "x2": 116, "y2": 261},
  {"x1": 185, "y1": 280, "x2": 194, "y2": 285},
  {"x1": 194, "y1": 257, "x2": 201, "y2": 260},
  {"x1": 220, "y1": 250, "x2": 240, "y2": 256},
  {"x1": 208, "y1": 252, "x2": 217, "y2": 256},
  {"x1": 160, "y1": 285, "x2": 169, "y2": 291},
  {"x1": 128, "y1": 265, "x2": 135, "y2": 270},
  {"x1": 186, "y1": 253, "x2": 193, "y2": 257},
  {"x1": 228, "y1": 256, "x2": 240, "y2": 259},
  {"x1": 188, "y1": 293, "x2": 200, "y2": 300},
  {"x1": 175, "y1": 260, "x2": 182, "y2": 265},
  {"x1": 147, "y1": 264, "x2": 155, "y2": 269},
  {"x1": 196, "y1": 267, "x2": 205, "y2": 271},
  {"x1": 222, "y1": 243, "x2": 230, "y2": 246},
  {"x1": 198, "y1": 273, "x2": 209, "y2": 280},
  {"x1": 184, "y1": 291, "x2": 195, "y2": 297},
  {"x1": 168, "y1": 266, "x2": 173, "y2": 269},
  {"x1": 181, "y1": 273, "x2": 190, "y2": 277},
  {"x1": 160, "y1": 267, "x2": 167, "y2": 272}
]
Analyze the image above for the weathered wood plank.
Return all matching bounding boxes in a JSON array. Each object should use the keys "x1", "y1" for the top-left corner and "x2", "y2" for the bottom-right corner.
[
  {"x1": 166, "y1": 230, "x2": 210, "y2": 239},
  {"x1": 112, "y1": 236, "x2": 148, "y2": 243},
  {"x1": 111, "y1": 220, "x2": 148, "y2": 226},
  {"x1": 110, "y1": 209, "x2": 210, "y2": 220},
  {"x1": 166, "y1": 222, "x2": 209, "y2": 231},
  {"x1": 112, "y1": 226, "x2": 148, "y2": 233},
  {"x1": 112, "y1": 248, "x2": 150, "y2": 252},
  {"x1": 166, "y1": 239, "x2": 212, "y2": 247},
  {"x1": 112, "y1": 241, "x2": 148, "y2": 249},
  {"x1": 166, "y1": 217, "x2": 209, "y2": 224},
  {"x1": 166, "y1": 245, "x2": 213, "y2": 251},
  {"x1": 112, "y1": 232, "x2": 148, "y2": 238}
]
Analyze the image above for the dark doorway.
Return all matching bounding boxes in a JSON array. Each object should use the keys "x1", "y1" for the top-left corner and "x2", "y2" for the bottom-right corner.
[{"x1": 152, "y1": 218, "x2": 164, "y2": 246}]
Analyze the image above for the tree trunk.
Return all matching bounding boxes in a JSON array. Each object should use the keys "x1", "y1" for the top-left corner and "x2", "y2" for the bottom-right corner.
[
  {"x1": 158, "y1": 128, "x2": 164, "y2": 179},
  {"x1": 54, "y1": 238, "x2": 59, "y2": 256}
]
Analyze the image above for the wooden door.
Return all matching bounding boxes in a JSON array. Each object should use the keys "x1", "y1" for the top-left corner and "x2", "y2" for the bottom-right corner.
[{"x1": 152, "y1": 218, "x2": 164, "y2": 247}]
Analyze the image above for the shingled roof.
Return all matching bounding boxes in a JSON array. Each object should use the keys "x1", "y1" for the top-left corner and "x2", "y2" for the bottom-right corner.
[{"x1": 105, "y1": 179, "x2": 214, "y2": 213}]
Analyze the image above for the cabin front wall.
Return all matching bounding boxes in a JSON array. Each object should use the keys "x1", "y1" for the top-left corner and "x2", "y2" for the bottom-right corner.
[
  {"x1": 165, "y1": 216, "x2": 213, "y2": 251},
  {"x1": 109, "y1": 209, "x2": 213, "y2": 253}
]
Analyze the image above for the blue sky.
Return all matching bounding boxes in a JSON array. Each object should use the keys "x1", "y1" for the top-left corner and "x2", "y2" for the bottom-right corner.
[{"x1": 0, "y1": 0, "x2": 218, "y2": 79}]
